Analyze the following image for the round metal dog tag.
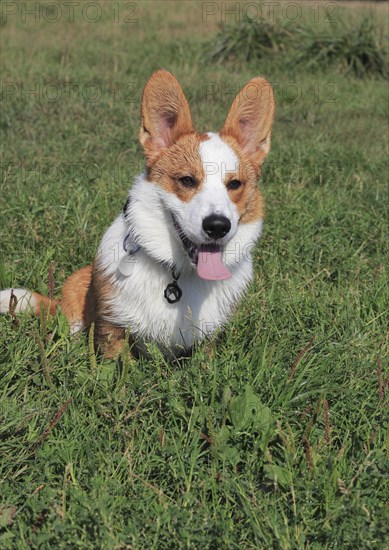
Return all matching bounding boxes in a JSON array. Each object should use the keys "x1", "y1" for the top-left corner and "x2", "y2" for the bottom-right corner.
[{"x1": 164, "y1": 281, "x2": 182, "y2": 304}]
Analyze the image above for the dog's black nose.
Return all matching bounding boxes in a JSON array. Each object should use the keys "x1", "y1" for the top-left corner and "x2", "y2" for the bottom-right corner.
[{"x1": 202, "y1": 215, "x2": 231, "y2": 240}]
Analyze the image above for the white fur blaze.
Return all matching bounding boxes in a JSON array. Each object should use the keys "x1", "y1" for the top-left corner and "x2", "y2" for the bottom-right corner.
[{"x1": 0, "y1": 289, "x2": 37, "y2": 314}]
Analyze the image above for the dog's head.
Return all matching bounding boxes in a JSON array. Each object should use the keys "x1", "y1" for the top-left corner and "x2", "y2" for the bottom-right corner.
[{"x1": 130, "y1": 70, "x2": 275, "y2": 280}]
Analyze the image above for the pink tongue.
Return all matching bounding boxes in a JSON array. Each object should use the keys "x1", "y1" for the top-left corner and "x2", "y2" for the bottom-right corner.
[{"x1": 197, "y1": 245, "x2": 231, "y2": 280}]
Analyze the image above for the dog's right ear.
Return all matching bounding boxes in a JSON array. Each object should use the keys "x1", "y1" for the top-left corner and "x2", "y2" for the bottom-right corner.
[{"x1": 139, "y1": 70, "x2": 195, "y2": 164}]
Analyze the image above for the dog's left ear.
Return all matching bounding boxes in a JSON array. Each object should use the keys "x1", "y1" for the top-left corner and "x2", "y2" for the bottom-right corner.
[
  {"x1": 139, "y1": 70, "x2": 195, "y2": 163},
  {"x1": 220, "y1": 77, "x2": 275, "y2": 171}
]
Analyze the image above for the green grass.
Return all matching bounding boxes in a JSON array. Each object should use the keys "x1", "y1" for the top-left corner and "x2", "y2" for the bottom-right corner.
[
  {"x1": 295, "y1": 15, "x2": 388, "y2": 77},
  {"x1": 209, "y1": 17, "x2": 297, "y2": 62},
  {"x1": 1, "y1": 1, "x2": 388, "y2": 548},
  {"x1": 209, "y1": 10, "x2": 388, "y2": 77}
]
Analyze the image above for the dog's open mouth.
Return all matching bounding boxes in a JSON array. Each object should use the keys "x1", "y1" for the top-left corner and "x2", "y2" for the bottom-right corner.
[{"x1": 173, "y1": 216, "x2": 231, "y2": 281}]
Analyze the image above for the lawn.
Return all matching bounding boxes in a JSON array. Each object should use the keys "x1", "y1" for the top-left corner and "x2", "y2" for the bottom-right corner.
[{"x1": 0, "y1": 1, "x2": 388, "y2": 548}]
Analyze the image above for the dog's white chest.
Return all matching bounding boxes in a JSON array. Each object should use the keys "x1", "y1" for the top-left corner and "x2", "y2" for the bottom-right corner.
[{"x1": 98, "y1": 215, "x2": 253, "y2": 352}]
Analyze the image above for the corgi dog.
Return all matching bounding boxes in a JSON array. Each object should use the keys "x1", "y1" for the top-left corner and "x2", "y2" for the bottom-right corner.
[{"x1": 0, "y1": 70, "x2": 275, "y2": 358}]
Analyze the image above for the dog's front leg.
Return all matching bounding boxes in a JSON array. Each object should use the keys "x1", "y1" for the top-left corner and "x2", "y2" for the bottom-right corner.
[{"x1": 93, "y1": 319, "x2": 126, "y2": 359}]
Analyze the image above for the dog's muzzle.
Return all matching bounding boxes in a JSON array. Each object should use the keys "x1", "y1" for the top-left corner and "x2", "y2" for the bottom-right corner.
[{"x1": 172, "y1": 215, "x2": 231, "y2": 281}]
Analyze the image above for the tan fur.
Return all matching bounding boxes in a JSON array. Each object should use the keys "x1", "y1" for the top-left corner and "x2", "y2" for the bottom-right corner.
[
  {"x1": 32, "y1": 264, "x2": 123, "y2": 358},
  {"x1": 221, "y1": 139, "x2": 265, "y2": 224},
  {"x1": 147, "y1": 133, "x2": 209, "y2": 201},
  {"x1": 33, "y1": 293, "x2": 58, "y2": 316},
  {"x1": 218, "y1": 77, "x2": 275, "y2": 225},
  {"x1": 140, "y1": 70, "x2": 195, "y2": 165},
  {"x1": 220, "y1": 77, "x2": 275, "y2": 173},
  {"x1": 140, "y1": 70, "x2": 210, "y2": 202},
  {"x1": 59, "y1": 263, "x2": 124, "y2": 358},
  {"x1": 60, "y1": 265, "x2": 93, "y2": 326}
]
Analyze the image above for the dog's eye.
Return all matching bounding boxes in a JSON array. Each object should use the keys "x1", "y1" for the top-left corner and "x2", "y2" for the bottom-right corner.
[
  {"x1": 227, "y1": 179, "x2": 242, "y2": 191},
  {"x1": 179, "y1": 176, "x2": 196, "y2": 188}
]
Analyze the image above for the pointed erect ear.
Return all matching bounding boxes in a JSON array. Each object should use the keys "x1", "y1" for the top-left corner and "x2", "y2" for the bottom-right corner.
[
  {"x1": 220, "y1": 77, "x2": 275, "y2": 170},
  {"x1": 139, "y1": 70, "x2": 195, "y2": 162}
]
